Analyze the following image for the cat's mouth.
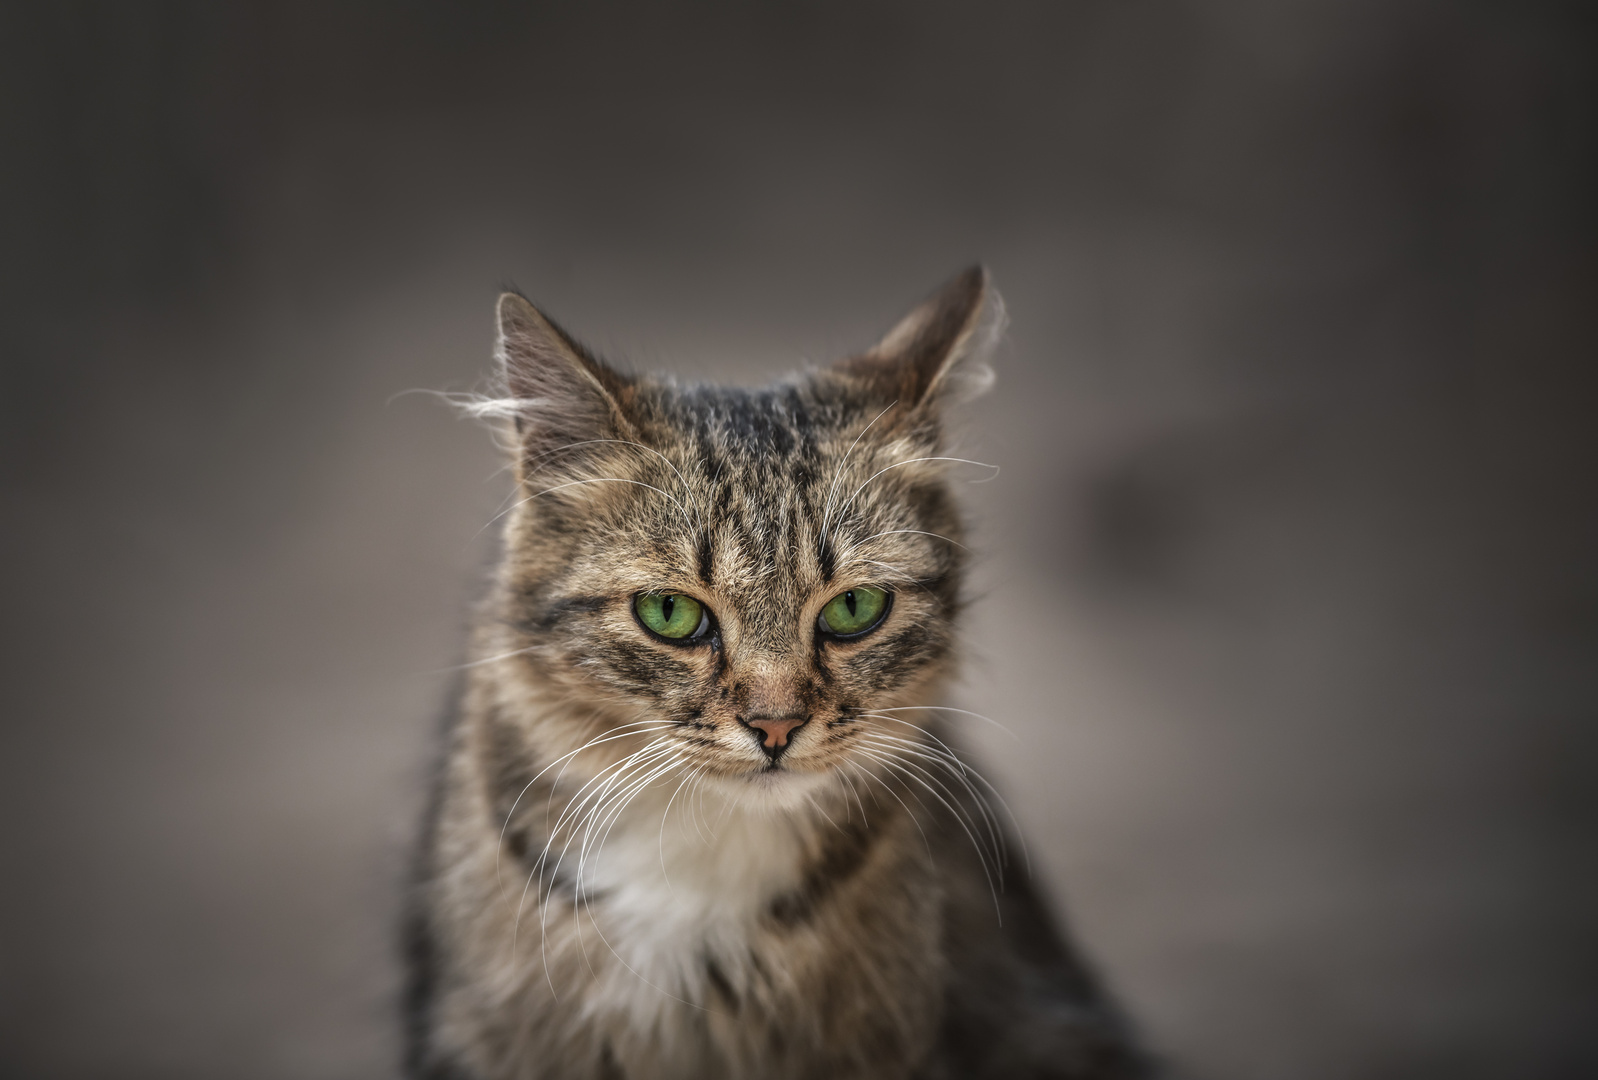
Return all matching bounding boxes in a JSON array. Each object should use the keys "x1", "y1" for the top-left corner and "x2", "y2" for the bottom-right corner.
[{"x1": 739, "y1": 762, "x2": 831, "y2": 804}]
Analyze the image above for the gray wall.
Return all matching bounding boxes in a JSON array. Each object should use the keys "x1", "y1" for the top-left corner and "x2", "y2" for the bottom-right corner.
[{"x1": 2, "y1": 3, "x2": 1594, "y2": 1077}]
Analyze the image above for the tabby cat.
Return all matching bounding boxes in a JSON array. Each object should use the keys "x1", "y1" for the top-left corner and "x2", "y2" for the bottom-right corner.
[{"x1": 405, "y1": 268, "x2": 1146, "y2": 1079}]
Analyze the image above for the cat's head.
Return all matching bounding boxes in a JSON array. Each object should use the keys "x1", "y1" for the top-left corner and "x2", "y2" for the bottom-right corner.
[{"x1": 479, "y1": 268, "x2": 1000, "y2": 801}]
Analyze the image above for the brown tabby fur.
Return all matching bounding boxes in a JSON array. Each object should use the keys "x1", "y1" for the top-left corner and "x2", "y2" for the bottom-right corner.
[{"x1": 405, "y1": 269, "x2": 1147, "y2": 1079}]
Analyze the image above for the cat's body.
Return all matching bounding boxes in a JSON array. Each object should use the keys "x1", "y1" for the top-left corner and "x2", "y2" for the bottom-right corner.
[{"x1": 405, "y1": 269, "x2": 1145, "y2": 1079}]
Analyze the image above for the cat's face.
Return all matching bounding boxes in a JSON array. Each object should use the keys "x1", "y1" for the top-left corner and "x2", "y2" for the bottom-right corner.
[{"x1": 485, "y1": 269, "x2": 997, "y2": 797}]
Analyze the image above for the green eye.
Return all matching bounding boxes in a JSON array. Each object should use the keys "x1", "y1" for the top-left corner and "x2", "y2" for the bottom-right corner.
[
  {"x1": 635, "y1": 592, "x2": 708, "y2": 641},
  {"x1": 818, "y1": 586, "x2": 890, "y2": 638}
]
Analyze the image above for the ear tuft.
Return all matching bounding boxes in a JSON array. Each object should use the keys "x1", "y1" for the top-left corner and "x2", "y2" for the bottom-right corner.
[
  {"x1": 495, "y1": 293, "x2": 637, "y2": 455},
  {"x1": 832, "y1": 265, "x2": 1003, "y2": 412}
]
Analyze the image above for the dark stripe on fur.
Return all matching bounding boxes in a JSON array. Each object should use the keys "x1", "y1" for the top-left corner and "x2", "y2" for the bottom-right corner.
[{"x1": 767, "y1": 817, "x2": 878, "y2": 926}]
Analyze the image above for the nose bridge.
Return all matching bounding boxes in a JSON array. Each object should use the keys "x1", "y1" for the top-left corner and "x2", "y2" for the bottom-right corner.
[
  {"x1": 720, "y1": 522, "x2": 811, "y2": 718},
  {"x1": 726, "y1": 578, "x2": 815, "y2": 708},
  {"x1": 737, "y1": 646, "x2": 807, "y2": 717}
]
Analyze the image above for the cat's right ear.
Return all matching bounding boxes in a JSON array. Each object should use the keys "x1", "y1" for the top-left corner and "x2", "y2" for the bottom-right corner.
[
  {"x1": 495, "y1": 293, "x2": 639, "y2": 462},
  {"x1": 829, "y1": 266, "x2": 1002, "y2": 419}
]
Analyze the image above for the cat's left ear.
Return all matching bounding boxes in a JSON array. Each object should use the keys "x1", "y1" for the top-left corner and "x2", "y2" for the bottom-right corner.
[
  {"x1": 494, "y1": 292, "x2": 639, "y2": 459},
  {"x1": 831, "y1": 265, "x2": 1003, "y2": 415}
]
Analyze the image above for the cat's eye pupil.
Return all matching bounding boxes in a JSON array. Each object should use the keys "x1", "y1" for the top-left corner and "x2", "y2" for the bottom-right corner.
[
  {"x1": 844, "y1": 591, "x2": 857, "y2": 616},
  {"x1": 661, "y1": 595, "x2": 675, "y2": 622}
]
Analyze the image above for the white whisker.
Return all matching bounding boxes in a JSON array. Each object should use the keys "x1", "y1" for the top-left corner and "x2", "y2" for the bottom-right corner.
[
  {"x1": 837, "y1": 456, "x2": 999, "y2": 529},
  {"x1": 658, "y1": 764, "x2": 707, "y2": 893},
  {"x1": 868, "y1": 704, "x2": 1019, "y2": 741},
  {"x1": 495, "y1": 722, "x2": 675, "y2": 913},
  {"x1": 481, "y1": 476, "x2": 695, "y2": 539},
  {"x1": 820, "y1": 401, "x2": 898, "y2": 554},
  {"x1": 526, "y1": 742, "x2": 681, "y2": 990},
  {"x1": 516, "y1": 740, "x2": 674, "y2": 958},
  {"x1": 852, "y1": 745, "x2": 1003, "y2": 921},
  {"x1": 836, "y1": 528, "x2": 966, "y2": 566},
  {"x1": 842, "y1": 757, "x2": 934, "y2": 858},
  {"x1": 855, "y1": 731, "x2": 1006, "y2": 869},
  {"x1": 860, "y1": 713, "x2": 1029, "y2": 876}
]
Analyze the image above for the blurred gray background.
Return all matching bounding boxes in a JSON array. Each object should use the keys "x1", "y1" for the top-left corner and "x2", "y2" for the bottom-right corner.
[{"x1": 2, "y1": 2, "x2": 1594, "y2": 1077}]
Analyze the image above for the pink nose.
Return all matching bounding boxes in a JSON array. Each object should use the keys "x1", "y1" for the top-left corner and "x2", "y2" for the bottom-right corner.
[{"x1": 745, "y1": 716, "x2": 807, "y2": 749}]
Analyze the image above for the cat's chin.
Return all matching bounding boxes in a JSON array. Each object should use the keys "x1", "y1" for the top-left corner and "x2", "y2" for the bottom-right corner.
[{"x1": 718, "y1": 763, "x2": 834, "y2": 811}]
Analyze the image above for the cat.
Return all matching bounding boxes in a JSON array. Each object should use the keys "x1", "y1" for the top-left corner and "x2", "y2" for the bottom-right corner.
[{"x1": 404, "y1": 268, "x2": 1147, "y2": 1079}]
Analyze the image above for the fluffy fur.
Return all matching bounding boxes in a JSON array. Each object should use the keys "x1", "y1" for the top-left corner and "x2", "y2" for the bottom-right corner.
[{"x1": 405, "y1": 268, "x2": 1146, "y2": 1079}]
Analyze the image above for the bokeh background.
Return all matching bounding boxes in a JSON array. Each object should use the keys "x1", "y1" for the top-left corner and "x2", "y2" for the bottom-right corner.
[{"x1": 2, "y1": 3, "x2": 1595, "y2": 1077}]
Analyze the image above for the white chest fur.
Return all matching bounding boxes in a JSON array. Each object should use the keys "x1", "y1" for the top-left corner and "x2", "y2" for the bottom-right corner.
[{"x1": 546, "y1": 773, "x2": 831, "y2": 1028}]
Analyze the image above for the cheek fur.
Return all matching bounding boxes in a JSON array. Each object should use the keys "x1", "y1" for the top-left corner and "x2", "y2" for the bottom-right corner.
[{"x1": 842, "y1": 623, "x2": 945, "y2": 694}]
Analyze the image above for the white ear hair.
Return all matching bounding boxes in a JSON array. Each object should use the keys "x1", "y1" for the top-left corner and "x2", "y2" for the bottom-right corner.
[{"x1": 938, "y1": 285, "x2": 1005, "y2": 406}]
